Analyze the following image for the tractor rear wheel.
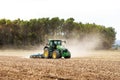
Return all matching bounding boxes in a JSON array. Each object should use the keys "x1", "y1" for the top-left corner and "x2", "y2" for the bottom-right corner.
[
  {"x1": 43, "y1": 48, "x2": 49, "y2": 58},
  {"x1": 52, "y1": 50, "x2": 60, "y2": 59}
]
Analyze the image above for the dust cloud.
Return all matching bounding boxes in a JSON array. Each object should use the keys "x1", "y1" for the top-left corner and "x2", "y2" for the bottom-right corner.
[
  {"x1": 0, "y1": 44, "x2": 45, "y2": 58},
  {"x1": 66, "y1": 34, "x2": 102, "y2": 57}
]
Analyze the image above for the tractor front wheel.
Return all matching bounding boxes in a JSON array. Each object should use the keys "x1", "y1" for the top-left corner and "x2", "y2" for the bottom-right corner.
[
  {"x1": 64, "y1": 52, "x2": 71, "y2": 59},
  {"x1": 64, "y1": 55, "x2": 71, "y2": 59}
]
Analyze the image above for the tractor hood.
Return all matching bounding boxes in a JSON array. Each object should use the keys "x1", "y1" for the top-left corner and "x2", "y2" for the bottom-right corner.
[{"x1": 57, "y1": 45, "x2": 67, "y2": 50}]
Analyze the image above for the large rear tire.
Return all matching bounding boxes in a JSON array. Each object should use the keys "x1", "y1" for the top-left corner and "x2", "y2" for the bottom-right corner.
[
  {"x1": 52, "y1": 50, "x2": 60, "y2": 59},
  {"x1": 43, "y1": 48, "x2": 49, "y2": 58}
]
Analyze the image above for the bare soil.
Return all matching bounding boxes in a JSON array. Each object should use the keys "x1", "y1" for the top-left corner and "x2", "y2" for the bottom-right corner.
[{"x1": 0, "y1": 50, "x2": 120, "y2": 80}]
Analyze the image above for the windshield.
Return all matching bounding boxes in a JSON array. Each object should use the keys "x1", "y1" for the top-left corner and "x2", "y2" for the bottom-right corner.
[
  {"x1": 54, "y1": 40, "x2": 61, "y2": 45},
  {"x1": 49, "y1": 40, "x2": 62, "y2": 46}
]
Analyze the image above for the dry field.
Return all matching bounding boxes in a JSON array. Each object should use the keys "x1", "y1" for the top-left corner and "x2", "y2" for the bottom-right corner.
[{"x1": 0, "y1": 50, "x2": 120, "y2": 80}]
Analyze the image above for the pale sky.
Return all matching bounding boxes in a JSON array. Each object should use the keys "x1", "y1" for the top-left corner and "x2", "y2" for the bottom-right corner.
[{"x1": 0, "y1": 0, "x2": 120, "y2": 40}]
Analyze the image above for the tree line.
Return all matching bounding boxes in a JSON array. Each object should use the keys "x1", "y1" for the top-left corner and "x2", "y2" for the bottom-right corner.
[{"x1": 0, "y1": 17, "x2": 116, "y2": 49}]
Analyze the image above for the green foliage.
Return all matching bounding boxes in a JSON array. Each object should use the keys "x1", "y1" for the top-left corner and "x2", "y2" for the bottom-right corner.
[{"x1": 0, "y1": 18, "x2": 116, "y2": 49}]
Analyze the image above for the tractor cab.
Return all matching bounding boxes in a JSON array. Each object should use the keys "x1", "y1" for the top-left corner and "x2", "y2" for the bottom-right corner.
[
  {"x1": 48, "y1": 40, "x2": 62, "y2": 49},
  {"x1": 49, "y1": 40, "x2": 62, "y2": 46}
]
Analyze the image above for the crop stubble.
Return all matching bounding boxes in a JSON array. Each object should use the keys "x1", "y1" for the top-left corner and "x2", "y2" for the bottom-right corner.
[{"x1": 0, "y1": 50, "x2": 120, "y2": 80}]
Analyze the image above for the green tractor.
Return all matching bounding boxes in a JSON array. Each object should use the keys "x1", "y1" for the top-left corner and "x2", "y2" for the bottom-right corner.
[{"x1": 43, "y1": 40, "x2": 71, "y2": 59}]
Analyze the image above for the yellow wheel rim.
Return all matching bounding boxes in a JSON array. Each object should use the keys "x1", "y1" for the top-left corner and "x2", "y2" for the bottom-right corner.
[
  {"x1": 44, "y1": 50, "x2": 48, "y2": 58},
  {"x1": 52, "y1": 52, "x2": 57, "y2": 59}
]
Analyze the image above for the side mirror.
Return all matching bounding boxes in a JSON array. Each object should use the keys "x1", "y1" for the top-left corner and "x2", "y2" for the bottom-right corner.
[{"x1": 63, "y1": 41, "x2": 66, "y2": 43}]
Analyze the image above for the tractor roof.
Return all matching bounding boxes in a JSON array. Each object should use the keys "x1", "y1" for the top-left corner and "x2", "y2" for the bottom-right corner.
[{"x1": 48, "y1": 39, "x2": 62, "y2": 41}]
